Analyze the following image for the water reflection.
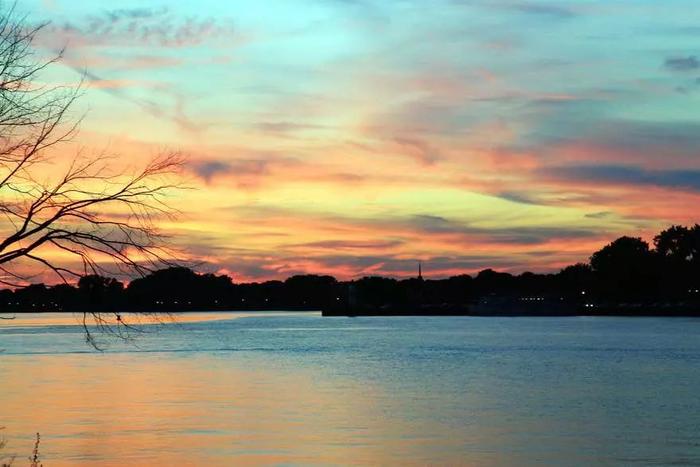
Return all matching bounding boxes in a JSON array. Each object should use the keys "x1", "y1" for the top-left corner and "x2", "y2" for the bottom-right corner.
[
  {"x1": 1, "y1": 311, "x2": 311, "y2": 327},
  {"x1": 4, "y1": 353, "x2": 427, "y2": 465},
  {"x1": 2, "y1": 314, "x2": 700, "y2": 465}
]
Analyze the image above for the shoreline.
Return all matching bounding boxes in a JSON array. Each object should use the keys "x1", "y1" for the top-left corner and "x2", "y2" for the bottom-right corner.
[{"x1": 3, "y1": 307, "x2": 700, "y2": 318}]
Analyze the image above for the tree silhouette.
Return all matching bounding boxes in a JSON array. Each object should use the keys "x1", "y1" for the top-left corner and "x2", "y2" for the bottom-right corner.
[
  {"x1": 590, "y1": 236, "x2": 657, "y2": 299},
  {"x1": 655, "y1": 225, "x2": 695, "y2": 261},
  {"x1": 558, "y1": 263, "x2": 593, "y2": 295},
  {"x1": 654, "y1": 224, "x2": 700, "y2": 293},
  {"x1": 0, "y1": 7, "x2": 183, "y2": 282},
  {"x1": 2, "y1": 224, "x2": 700, "y2": 318},
  {"x1": 0, "y1": 5, "x2": 184, "y2": 344}
]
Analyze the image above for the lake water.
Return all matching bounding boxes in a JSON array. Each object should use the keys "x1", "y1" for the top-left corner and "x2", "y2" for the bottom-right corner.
[{"x1": 1, "y1": 313, "x2": 700, "y2": 466}]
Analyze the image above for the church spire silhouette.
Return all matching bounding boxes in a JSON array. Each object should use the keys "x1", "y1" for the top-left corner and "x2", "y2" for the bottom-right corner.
[{"x1": 418, "y1": 261, "x2": 423, "y2": 280}]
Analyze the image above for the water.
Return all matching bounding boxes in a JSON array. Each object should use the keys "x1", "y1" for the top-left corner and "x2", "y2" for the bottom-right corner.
[{"x1": 2, "y1": 313, "x2": 700, "y2": 466}]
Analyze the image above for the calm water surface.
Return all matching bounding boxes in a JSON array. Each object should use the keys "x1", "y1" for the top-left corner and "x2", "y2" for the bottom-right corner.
[{"x1": 1, "y1": 313, "x2": 700, "y2": 466}]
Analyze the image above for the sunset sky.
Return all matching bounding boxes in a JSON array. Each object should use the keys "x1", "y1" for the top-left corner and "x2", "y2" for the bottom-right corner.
[{"x1": 25, "y1": 0, "x2": 700, "y2": 281}]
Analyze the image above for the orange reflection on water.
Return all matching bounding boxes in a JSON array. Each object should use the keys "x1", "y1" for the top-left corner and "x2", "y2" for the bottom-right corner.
[
  {"x1": 2, "y1": 311, "x2": 314, "y2": 328},
  {"x1": 0, "y1": 350, "x2": 467, "y2": 466}
]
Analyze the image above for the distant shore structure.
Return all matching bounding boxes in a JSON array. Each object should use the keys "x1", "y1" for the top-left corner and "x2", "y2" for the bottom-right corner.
[{"x1": 418, "y1": 261, "x2": 423, "y2": 281}]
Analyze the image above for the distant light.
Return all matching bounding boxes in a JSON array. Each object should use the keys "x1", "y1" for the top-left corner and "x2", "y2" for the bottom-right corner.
[{"x1": 581, "y1": 291, "x2": 586, "y2": 295}]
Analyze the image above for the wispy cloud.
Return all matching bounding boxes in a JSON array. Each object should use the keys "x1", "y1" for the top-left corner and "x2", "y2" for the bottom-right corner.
[
  {"x1": 46, "y1": 7, "x2": 237, "y2": 48},
  {"x1": 190, "y1": 158, "x2": 272, "y2": 184},
  {"x1": 72, "y1": 67, "x2": 205, "y2": 133},
  {"x1": 406, "y1": 214, "x2": 599, "y2": 245},
  {"x1": 506, "y1": 2, "x2": 578, "y2": 19},
  {"x1": 664, "y1": 55, "x2": 700, "y2": 72},
  {"x1": 542, "y1": 164, "x2": 700, "y2": 192}
]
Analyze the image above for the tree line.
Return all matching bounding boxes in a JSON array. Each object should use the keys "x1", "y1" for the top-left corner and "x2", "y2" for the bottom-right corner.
[{"x1": 2, "y1": 224, "x2": 699, "y2": 314}]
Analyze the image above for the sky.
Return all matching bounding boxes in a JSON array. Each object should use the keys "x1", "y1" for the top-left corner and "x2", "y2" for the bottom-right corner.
[{"x1": 20, "y1": 0, "x2": 700, "y2": 281}]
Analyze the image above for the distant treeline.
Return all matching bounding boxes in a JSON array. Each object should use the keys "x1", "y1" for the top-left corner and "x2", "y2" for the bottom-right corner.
[{"x1": 2, "y1": 224, "x2": 700, "y2": 314}]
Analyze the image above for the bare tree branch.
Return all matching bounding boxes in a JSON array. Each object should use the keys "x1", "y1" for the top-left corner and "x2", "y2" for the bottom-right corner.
[{"x1": 0, "y1": 3, "x2": 186, "y2": 346}]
